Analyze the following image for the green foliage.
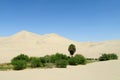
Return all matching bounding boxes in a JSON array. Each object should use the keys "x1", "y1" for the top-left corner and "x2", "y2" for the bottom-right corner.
[
  {"x1": 68, "y1": 57, "x2": 77, "y2": 65},
  {"x1": 11, "y1": 60, "x2": 27, "y2": 70},
  {"x1": 29, "y1": 57, "x2": 43, "y2": 68},
  {"x1": 74, "y1": 54, "x2": 86, "y2": 64},
  {"x1": 40, "y1": 55, "x2": 51, "y2": 64},
  {"x1": 68, "y1": 44, "x2": 76, "y2": 57},
  {"x1": 12, "y1": 54, "x2": 29, "y2": 62},
  {"x1": 10, "y1": 53, "x2": 87, "y2": 70},
  {"x1": 99, "y1": 53, "x2": 118, "y2": 61},
  {"x1": 11, "y1": 54, "x2": 29, "y2": 70},
  {"x1": 50, "y1": 53, "x2": 68, "y2": 63},
  {"x1": 55, "y1": 59, "x2": 68, "y2": 68},
  {"x1": 69, "y1": 54, "x2": 86, "y2": 65}
]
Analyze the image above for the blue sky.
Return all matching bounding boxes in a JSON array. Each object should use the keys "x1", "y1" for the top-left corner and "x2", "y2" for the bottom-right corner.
[{"x1": 0, "y1": 0, "x2": 120, "y2": 42}]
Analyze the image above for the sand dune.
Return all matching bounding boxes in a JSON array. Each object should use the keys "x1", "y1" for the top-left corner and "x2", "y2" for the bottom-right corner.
[
  {"x1": 0, "y1": 31, "x2": 120, "y2": 80},
  {"x1": 0, "y1": 60, "x2": 120, "y2": 80},
  {"x1": 0, "y1": 30, "x2": 120, "y2": 63}
]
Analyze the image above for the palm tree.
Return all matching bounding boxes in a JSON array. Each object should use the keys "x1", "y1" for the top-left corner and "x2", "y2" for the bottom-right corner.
[{"x1": 68, "y1": 44, "x2": 76, "y2": 57}]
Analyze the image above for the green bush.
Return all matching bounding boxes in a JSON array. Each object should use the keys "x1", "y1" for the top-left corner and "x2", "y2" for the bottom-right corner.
[
  {"x1": 99, "y1": 53, "x2": 118, "y2": 61},
  {"x1": 55, "y1": 59, "x2": 68, "y2": 68},
  {"x1": 50, "y1": 53, "x2": 68, "y2": 63},
  {"x1": 29, "y1": 57, "x2": 43, "y2": 68},
  {"x1": 68, "y1": 57, "x2": 77, "y2": 65},
  {"x1": 11, "y1": 54, "x2": 29, "y2": 70},
  {"x1": 69, "y1": 54, "x2": 86, "y2": 65},
  {"x1": 11, "y1": 60, "x2": 27, "y2": 70},
  {"x1": 12, "y1": 54, "x2": 29, "y2": 62},
  {"x1": 40, "y1": 55, "x2": 51, "y2": 64},
  {"x1": 74, "y1": 54, "x2": 86, "y2": 64},
  {"x1": 108, "y1": 53, "x2": 118, "y2": 60}
]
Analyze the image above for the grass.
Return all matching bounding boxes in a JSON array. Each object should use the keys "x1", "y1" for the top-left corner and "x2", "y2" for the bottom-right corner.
[
  {"x1": 0, "y1": 59, "x2": 99, "y2": 71},
  {"x1": 0, "y1": 63, "x2": 13, "y2": 71},
  {"x1": 86, "y1": 59, "x2": 99, "y2": 64}
]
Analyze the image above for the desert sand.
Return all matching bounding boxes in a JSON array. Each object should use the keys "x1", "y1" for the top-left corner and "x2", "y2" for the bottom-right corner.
[
  {"x1": 0, "y1": 30, "x2": 120, "y2": 80},
  {"x1": 0, "y1": 60, "x2": 120, "y2": 80},
  {"x1": 0, "y1": 30, "x2": 120, "y2": 63}
]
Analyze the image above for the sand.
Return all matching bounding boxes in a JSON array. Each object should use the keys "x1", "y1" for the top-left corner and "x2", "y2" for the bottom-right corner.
[
  {"x1": 0, "y1": 31, "x2": 120, "y2": 80},
  {"x1": 0, "y1": 30, "x2": 120, "y2": 63},
  {"x1": 0, "y1": 60, "x2": 120, "y2": 80}
]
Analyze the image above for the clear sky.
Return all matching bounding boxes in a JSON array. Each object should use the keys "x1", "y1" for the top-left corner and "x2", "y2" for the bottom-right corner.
[{"x1": 0, "y1": 0, "x2": 120, "y2": 42}]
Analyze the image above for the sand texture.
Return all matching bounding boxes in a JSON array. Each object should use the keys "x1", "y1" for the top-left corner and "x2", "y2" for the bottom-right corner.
[{"x1": 0, "y1": 31, "x2": 120, "y2": 63}]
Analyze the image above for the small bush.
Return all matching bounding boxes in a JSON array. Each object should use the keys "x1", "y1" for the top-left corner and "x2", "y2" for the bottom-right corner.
[
  {"x1": 40, "y1": 55, "x2": 51, "y2": 64},
  {"x1": 74, "y1": 54, "x2": 86, "y2": 65},
  {"x1": 12, "y1": 54, "x2": 29, "y2": 62},
  {"x1": 11, "y1": 60, "x2": 27, "y2": 70},
  {"x1": 108, "y1": 53, "x2": 118, "y2": 60},
  {"x1": 50, "y1": 53, "x2": 68, "y2": 63},
  {"x1": 68, "y1": 57, "x2": 77, "y2": 65},
  {"x1": 29, "y1": 57, "x2": 43, "y2": 68},
  {"x1": 55, "y1": 59, "x2": 68, "y2": 68},
  {"x1": 68, "y1": 54, "x2": 86, "y2": 65},
  {"x1": 99, "y1": 53, "x2": 118, "y2": 61},
  {"x1": 11, "y1": 54, "x2": 29, "y2": 70}
]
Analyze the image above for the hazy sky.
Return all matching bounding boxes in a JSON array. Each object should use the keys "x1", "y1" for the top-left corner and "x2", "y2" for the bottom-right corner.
[{"x1": 0, "y1": 0, "x2": 120, "y2": 41}]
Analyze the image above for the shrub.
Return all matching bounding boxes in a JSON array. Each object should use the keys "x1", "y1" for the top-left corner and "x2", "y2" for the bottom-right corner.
[
  {"x1": 11, "y1": 60, "x2": 27, "y2": 70},
  {"x1": 68, "y1": 57, "x2": 78, "y2": 65},
  {"x1": 11, "y1": 54, "x2": 29, "y2": 70},
  {"x1": 99, "y1": 53, "x2": 118, "y2": 61},
  {"x1": 108, "y1": 53, "x2": 118, "y2": 60},
  {"x1": 40, "y1": 55, "x2": 51, "y2": 64},
  {"x1": 12, "y1": 54, "x2": 29, "y2": 62},
  {"x1": 29, "y1": 57, "x2": 43, "y2": 68},
  {"x1": 68, "y1": 54, "x2": 86, "y2": 65},
  {"x1": 74, "y1": 54, "x2": 86, "y2": 64},
  {"x1": 55, "y1": 59, "x2": 68, "y2": 68},
  {"x1": 50, "y1": 53, "x2": 68, "y2": 63}
]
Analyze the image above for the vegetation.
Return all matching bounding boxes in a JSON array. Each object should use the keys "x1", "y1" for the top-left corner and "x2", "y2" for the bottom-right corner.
[
  {"x1": 68, "y1": 44, "x2": 76, "y2": 57},
  {"x1": 99, "y1": 53, "x2": 118, "y2": 61},
  {"x1": 68, "y1": 54, "x2": 86, "y2": 65},
  {"x1": 86, "y1": 58, "x2": 99, "y2": 63},
  {"x1": 50, "y1": 53, "x2": 68, "y2": 63},
  {"x1": 11, "y1": 54, "x2": 29, "y2": 70},
  {"x1": 55, "y1": 59, "x2": 68, "y2": 68},
  {"x1": 12, "y1": 54, "x2": 29, "y2": 62},
  {"x1": 11, "y1": 60, "x2": 27, "y2": 70},
  {"x1": 0, "y1": 52, "x2": 118, "y2": 70},
  {"x1": 68, "y1": 57, "x2": 78, "y2": 65},
  {"x1": 0, "y1": 63, "x2": 13, "y2": 71},
  {"x1": 74, "y1": 54, "x2": 86, "y2": 64},
  {"x1": 29, "y1": 57, "x2": 43, "y2": 68},
  {"x1": 44, "y1": 63, "x2": 55, "y2": 68},
  {"x1": 40, "y1": 55, "x2": 51, "y2": 64}
]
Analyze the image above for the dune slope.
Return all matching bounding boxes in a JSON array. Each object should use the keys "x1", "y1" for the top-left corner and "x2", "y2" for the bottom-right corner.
[{"x1": 0, "y1": 30, "x2": 120, "y2": 63}]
